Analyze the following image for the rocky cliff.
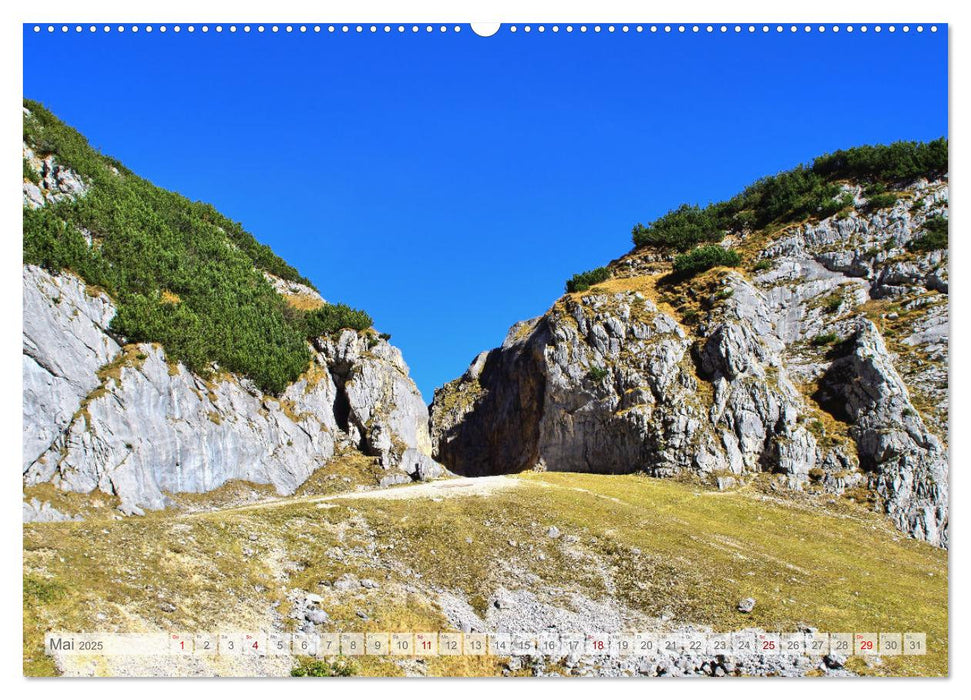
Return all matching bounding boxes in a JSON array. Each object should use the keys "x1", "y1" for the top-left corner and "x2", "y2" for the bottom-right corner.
[
  {"x1": 22, "y1": 104, "x2": 444, "y2": 518},
  {"x1": 431, "y1": 178, "x2": 949, "y2": 548}
]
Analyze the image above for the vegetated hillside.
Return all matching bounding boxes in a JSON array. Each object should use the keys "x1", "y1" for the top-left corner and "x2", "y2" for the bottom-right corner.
[
  {"x1": 628, "y1": 138, "x2": 946, "y2": 251},
  {"x1": 24, "y1": 469, "x2": 947, "y2": 677},
  {"x1": 431, "y1": 140, "x2": 949, "y2": 548},
  {"x1": 22, "y1": 101, "x2": 445, "y2": 515},
  {"x1": 23, "y1": 98, "x2": 371, "y2": 395}
]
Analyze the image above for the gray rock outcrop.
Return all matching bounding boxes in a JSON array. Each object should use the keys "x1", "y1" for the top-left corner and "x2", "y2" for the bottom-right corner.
[
  {"x1": 22, "y1": 498, "x2": 81, "y2": 523},
  {"x1": 319, "y1": 329, "x2": 445, "y2": 482},
  {"x1": 22, "y1": 265, "x2": 445, "y2": 515},
  {"x1": 815, "y1": 320, "x2": 948, "y2": 547},
  {"x1": 23, "y1": 265, "x2": 120, "y2": 469},
  {"x1": 432, "y1": 274, "x2": 819, "y2": 480},
  {"x1": 431, "y1": 179, "x2": 949, "y2": 547}
]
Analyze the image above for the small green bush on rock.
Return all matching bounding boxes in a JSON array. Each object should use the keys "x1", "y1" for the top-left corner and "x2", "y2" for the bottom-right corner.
[
  {"x1": 23, "y1": 158, "x2": 39, "y2": 182},
  {"x1": 566, "y1": 266, "x2": 611, "y2": 293},
  {"x1": 908, "y1": 215, "x2": 948, "y2": 253},
  {"x1": 822, "y1": 295, "x2": 843, "y2": 314},
  {"x1": 291, "y1": 659, "x2": 356, "y2": 677},
  {"x1": 862, "y1": 193, "x2": 898, "y2": 211},
  {"x1": 303, "y1": 304, "x2": 373, "y2": 338},
  {"x1": 812, "y1": 332, "x2": 839, "y2": 346},
  {"x1": 672, "y1": 246, "x2": 741, "y2": 277},
  {"x1": 632, "y1": 204, "x2": 723, "y2": 251},
  {"x1": 587, "y1": 366, "x2": 609, "y2": 381}
]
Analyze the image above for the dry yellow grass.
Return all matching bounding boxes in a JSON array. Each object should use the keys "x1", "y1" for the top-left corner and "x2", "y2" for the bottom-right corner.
[
  {"x1": 24, "y1": 470, "x2": 946, "y2": 677},
  {"x1": 283, "y1": 293, "x2": 325, "y2": 311}
]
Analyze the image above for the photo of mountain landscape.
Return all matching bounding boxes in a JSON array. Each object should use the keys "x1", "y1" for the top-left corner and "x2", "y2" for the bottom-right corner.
[{"x1": 22, "y1": 21, "x2": 948, "y2": 679}]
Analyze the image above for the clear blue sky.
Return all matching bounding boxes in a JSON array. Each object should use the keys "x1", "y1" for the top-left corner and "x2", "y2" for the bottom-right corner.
[{"x1": 23, "y1": 25, "x2": 947, "y2": 400}]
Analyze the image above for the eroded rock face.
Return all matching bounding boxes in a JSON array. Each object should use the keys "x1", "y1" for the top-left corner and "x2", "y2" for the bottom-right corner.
[
  {"x1": 23, "y1": 498, "x2": 81, "y2": 523},
  {"x1": 432, "y1": 321, "x2": 550, "y2": 477},
  {"x1": 23, "y1": 265, "x2": 120, "y2": 469},
  {"x1": 25, "y1": 343, "x2": 341, "y2": 514},
  {"x1": 320, "y1": 330, "x2": 445, "y2": 483},
  {"x1": 431, "y1": 179, "x2": 949, "y2": 547},
  {"x1": 22, "y1": 267, "x2": 444, "y2": 515},
  {"x1": 433, "y1": 276, "x2": 819, "y2": 481},
  {"x1": 815, "y1": 321, "x2": 948, "y2": 547}
]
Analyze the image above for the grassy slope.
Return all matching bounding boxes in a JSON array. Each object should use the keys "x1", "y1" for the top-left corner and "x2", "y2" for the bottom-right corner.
[{"x1": 25, "y1": 471, "x2": 946, "y2": 677}]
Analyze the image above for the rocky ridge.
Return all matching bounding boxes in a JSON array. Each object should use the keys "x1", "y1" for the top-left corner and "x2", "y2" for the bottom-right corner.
[
  {"x1": 431, "y1": 179, "x2": 949, "y2": 547},
  {"x1": 22, "y1": 146, "x2": 444, "y2": 518},
  {"x1": 22, "y1": 262, "x2": 444, "y2": 516}
]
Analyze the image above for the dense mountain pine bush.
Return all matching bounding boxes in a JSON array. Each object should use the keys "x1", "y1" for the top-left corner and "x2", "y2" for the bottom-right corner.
[
  {"x1": 566, "y1": 266, "x2": 611, "y2": 293},
  {"x1": 632, "y1": 138, "x2": 947, "y2": 251},
  {"x1": 672, "y1": 245, "x2": 742, "y2": 276},
  {"x1": 908, "y1": 215, "x2": 948, "y2": 253},
  {"x1": 22, "y1": 99, "x2": 372, "y2": 394}
]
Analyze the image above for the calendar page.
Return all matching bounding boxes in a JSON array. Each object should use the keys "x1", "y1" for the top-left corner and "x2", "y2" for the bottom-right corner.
[{"x1": 20, "y1": 9, "x2": 949, "y2": 681}]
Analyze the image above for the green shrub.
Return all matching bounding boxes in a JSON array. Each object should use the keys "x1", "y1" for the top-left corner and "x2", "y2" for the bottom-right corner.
[
  {"x1": 672, "y1": 246, "x2": 742, "y2": 277},
  {"x1": 631, "y1": 138, "x2": 946, "y2": 249},
  {"x1": 632, "y1": 204, "x2": 721, "y2": 251},
  {"x1": 863, "y1": 193, "x2": 898, "y2": 211},
  {"x1": 812, "y1": 332, "x2": 839, "y2": 346},
  {"x1": 23, "y1": 575, "x2": 65, "y2": 604},
  {"x1": 21, "y1": 99, "x2": 369, "y2": 395},
  {"x1": 752, "y1": 259, "x2": 772, "y2": 272},
  {"x1": 566, "y1": 266, "x2": 611, "y2": 293},
  {"x1": 908, "y1": 215, "x2": 948, "y2": 253},
  {"x1": 731, "y1": 209, "x2": 757, "y2": 231},
  {"x1": 23, "y1": 157, "x2": 39, "y2": 182},
  {"x1": 587, "y1": 366, "x2": 609, "y2": 381},
  {"x1": 291, "y1": 658, "x2": 356, "y2": 677},
  {"x1": 303, "y1": 304, "x2": 373, "y2": 338},
  {"x1": 817, "y1": 192, "x2": 854, "y2": 218},
  {"x1": 822, "y1": 295, "x2": 842, "y2": 314},
  {"x1": 812, "y1": 138, "x2": 948, "y2": 183}
]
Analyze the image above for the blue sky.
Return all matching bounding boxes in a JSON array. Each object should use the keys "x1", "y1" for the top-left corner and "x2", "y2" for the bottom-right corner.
[{"x1": 23, "y1": 25, "x2": 947, "y2": 400}]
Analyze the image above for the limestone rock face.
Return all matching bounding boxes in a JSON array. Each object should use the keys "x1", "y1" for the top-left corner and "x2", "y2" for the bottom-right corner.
[
  {"x1": 25, "y1": 343, "x2": 340, "y2": 514},
  {"x1": 433, "y1": 277, "x2": 817, "y2": 481},
  {"x1": 695, "y1": 274, "x2": 819, "y2": 478},
  {"x1": 431, "y1": 178, "x2": 948, "y2": 547},
  {"x1": 22, "y1": 498, "x2": 81, "y2": 523},
  {"x1": 815, "y1": 320, "x2": 948, "y2": 547},
  {"x1": 319, "y1": 330, "x2": 445, "y2": 483},
  {"x1": 23, "y1": 265, "x2": 120, "y2": 469},
  {"x1": 262, "y1": 271, "x2": 326, "y2": 306},
  {"x1": 22, "y1": 268, "x2": 443, "y2": 515}
]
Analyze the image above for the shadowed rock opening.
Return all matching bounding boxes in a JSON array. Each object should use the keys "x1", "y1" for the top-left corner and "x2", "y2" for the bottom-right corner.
[
  {"x1": 434, "y1": 323, "x2": 549, "y2": 477},
  {"x1": 332, "y1": 381, "x2": 352, "y2": 434}
]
